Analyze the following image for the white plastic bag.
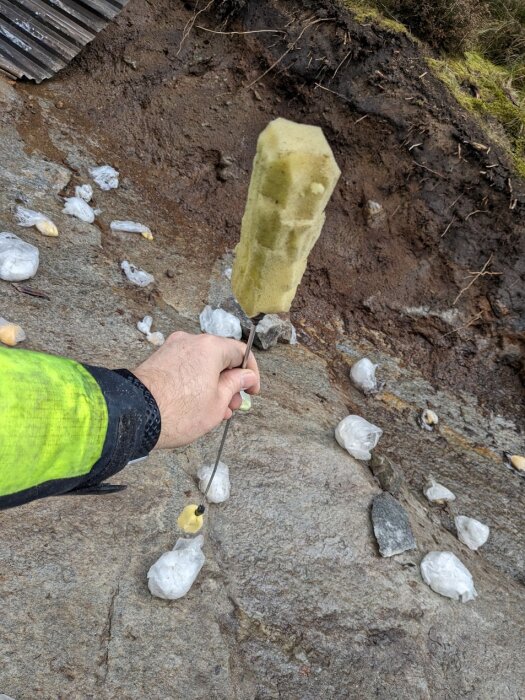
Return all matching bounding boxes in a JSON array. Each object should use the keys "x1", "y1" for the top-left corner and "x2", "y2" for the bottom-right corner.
[
  {"x1": 455, "y1": 516, "x2": 489, "y2": 551},
  {"x1": 63, "y1": 197, "x2": 95, "y2": 223},
  {"x1": 0, "y1": 317, "x2": 25, "y2": 346},
  {"x1": 335, "y1": 415, "x2": 382, "y2": 460},
  {"x1": 110, "y1": 220, "x2": 153, "y2": 241},
  {"x1": 90, "y1": 165, "x2": 119, "y2": 191},
  {"x1": 350, "y1": 357, "x2": 379, "y2": 394},
  {"x1": 137, "y1": 315, "x2": 153, "y2": 335},
  {"x1": 75, "y1": 184, "x2": 93, "y2": 202},
  {"x1": 197, "y1": 462, "x2": 230, "y2": 503},
  {"x1": 420, "y1": 551, "x2": 477, "y2": 602},
  {"x1": 147, "y1": 535, "x2": 205, "y2": 600},
  {"x1": 136, "y1": 315, "x2": 165, "y2": 346},
  {"x1": 15, "y1": 206, "x2": 58, "y2": 237},
  {"x1": 0, "y1": 232, "x2": 39, "y2": 281},
  {"x1": 199, "y1": 305, "x2": 242, "y2": 340},
  {"x1": 121, "y1": 260, "x2": 154, "y2": 287},
  {"x1": 424, "y1": 478, "x2": 456, "y2": 504}
]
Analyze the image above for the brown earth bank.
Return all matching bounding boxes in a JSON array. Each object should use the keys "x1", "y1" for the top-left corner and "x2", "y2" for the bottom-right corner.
[{"x1": 13, "y1": 0, "x2": 525, "y2": 428}]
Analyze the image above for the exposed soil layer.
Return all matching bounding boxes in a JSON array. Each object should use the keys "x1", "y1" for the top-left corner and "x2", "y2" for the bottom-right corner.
[{"x1": 15, "y1": 0, "x2": 524, "y2": 424}]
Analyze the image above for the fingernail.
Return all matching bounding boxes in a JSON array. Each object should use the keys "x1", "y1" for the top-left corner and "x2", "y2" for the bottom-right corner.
[{"x1": 241, "y1": 370, "x2": 256, "y2": 390}]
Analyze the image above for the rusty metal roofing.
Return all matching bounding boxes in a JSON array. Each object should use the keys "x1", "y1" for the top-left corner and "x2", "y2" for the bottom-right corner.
[{"x1": 0, "y1": 0, "x2": 129, "y2": 82}]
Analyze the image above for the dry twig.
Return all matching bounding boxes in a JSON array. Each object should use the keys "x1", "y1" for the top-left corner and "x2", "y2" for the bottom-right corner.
[
  {"x1": 442, "y1": 311, "x2": 483, "y2": 337},
  {"x1": 196, "y1": 26, "x2": 285, "y2": 36},
  {"x1": 331, "y1": 50, "x2": 352, "y2": 81},
  {"x1": 465, "y1": 209, "x2": 489, "y2": 220},
  {"x1": 441, "y1": 218, "x2": 455, "y2": 238},
  {"x1": 246, "y1": 17, "x2": 334, "y2": 88},
  {"x1": 177, "y1": 0, "x2": 214, "y2": 57},
  {"x1": 412, "y1": 160, "x2": 445, "y2": 178},
  {"x1": 453, "y1": 253, "x2": 502, "y2": 306}
]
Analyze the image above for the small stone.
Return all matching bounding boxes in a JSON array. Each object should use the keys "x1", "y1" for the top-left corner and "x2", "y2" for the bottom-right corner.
[
  {"x1": 369, "y1": 454, "x2": 404, "y2": 496},
  {"x1": 371, "y1": 492, "x2": 416, "y2": 557},
  {"x1": 219, "y1": 297, "x2": 252, "y2": 336},
  {"x1": 254, "y1": 314, "x2": 284, "y2": 350},
  {"x1": 55, "y1": 100, "x2": 64, "y2": 109},
  {"x1": 165, "y1": 269, "x2": 175, "y2": 279},
  {"x1": 365, "y1": 200, "x2": 386, "y2": 228}
]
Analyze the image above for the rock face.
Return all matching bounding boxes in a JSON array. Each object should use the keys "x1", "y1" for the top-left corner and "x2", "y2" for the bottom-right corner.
[{"x1": 371, "y1": 492, "x2": 417, "y2": 557}]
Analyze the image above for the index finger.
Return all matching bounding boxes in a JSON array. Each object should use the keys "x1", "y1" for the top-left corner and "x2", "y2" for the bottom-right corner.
[{"x1": 217, "y1": 337, "x2": 260, "y2": 392}]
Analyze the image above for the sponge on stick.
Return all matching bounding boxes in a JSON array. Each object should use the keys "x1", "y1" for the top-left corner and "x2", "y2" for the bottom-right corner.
[{"x1": 232, "y1": 118, "x2": 340, "y2": 317}]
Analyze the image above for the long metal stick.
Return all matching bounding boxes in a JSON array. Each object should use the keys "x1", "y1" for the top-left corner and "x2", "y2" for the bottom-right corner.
[{"x1": 196, "y1": 322, "x2": 258, "y2": 512}]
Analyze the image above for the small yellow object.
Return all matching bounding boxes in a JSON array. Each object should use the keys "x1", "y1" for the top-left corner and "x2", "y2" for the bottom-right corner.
[
  {"x1": 231, "y1": 117, "x2": 341, "y2": 317},
  {"x1": 509, "y1": 455, "x2": 525, "y2": 472},
  {"x1": 239, "y1": 390, "x2": 252, "y2": 412},
  {"x1": 36, "y1": 220, "x2": 59, "y2": 237},
  {"x1": 0, "y1": 317, "x2": 26, "y2": 346},
  {"x1": 177, "y1": 504, "x2": 204, "y2": 533},
  {"x1": 141, "y1": 229, "x2": 154, "y2": 241}
]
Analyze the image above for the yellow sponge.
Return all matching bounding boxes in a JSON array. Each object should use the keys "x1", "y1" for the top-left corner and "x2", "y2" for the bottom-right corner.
[
  {"x1": 177, "y1": 504, "x2": 204, "y2": 533},
  {"x1": 232, "y1": 118, "x2": 340, "y2": 317}
]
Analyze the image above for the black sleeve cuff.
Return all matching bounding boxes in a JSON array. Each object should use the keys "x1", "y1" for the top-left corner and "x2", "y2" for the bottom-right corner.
[{"x1": 75, "y1": 365, "x2": 162, "y2": 489}]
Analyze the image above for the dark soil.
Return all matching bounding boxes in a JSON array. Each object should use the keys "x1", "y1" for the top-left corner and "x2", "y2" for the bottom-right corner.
[{"x1": 15, "y1": 0, "x2": 525, "y2": 425}]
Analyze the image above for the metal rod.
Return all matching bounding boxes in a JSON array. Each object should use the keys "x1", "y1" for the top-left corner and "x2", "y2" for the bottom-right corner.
[{"x1": 198, "y1": 321, "x2": 258, "y2": 509}]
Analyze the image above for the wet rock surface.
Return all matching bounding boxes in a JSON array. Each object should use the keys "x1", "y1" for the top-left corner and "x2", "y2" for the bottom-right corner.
[{"x1": 0, "y1": 0, "x2": 524, "y2": 696}]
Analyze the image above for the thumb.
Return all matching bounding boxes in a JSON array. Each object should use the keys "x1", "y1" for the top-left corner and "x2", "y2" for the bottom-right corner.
[{"x1": 218, "y1": 368, "x2": 257, "y2": 402}]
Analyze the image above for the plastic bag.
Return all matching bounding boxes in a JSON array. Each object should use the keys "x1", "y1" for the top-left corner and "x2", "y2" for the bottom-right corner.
[
  {"x1": 335, "y1": 415, "x2": 382, "y2": 460},
  {"x1": 239, "y1": 390, "x2": 252, "y2": 412},
  {"x1": 197, "y1": 462, "x2": 230, "y2": 503},
  {"x1": 136, "y1": 315, "x2": 165, "y2": 346},
  {"x1": 424, "y1": 478, "x2": 456, "y2": 503},
  {"x1": 0, "y1": 232, "x2": 39, "y2": 281},
  {"x1": 420, "y1": 551, "x2": 477, "y2": 602},
  {"x1": 455, "y1": 516, "x2": 489, "y2": 551},
  {"x1": 0, "y1": 317, "x2": 25, "y2": 346},
  {"x1": 90, "y1": 165, "x2": 119, "y2": 191},
  {"x1": 137, "y1": 315, "x2": 153, "y2": 335},
  {"x1": 420, "y1": 409, "x2": 439, "y2": 431},
  {"x1": 199, "y1": 305, "x2": 242, "y2": 340},
  {"x1": 15, "y1": 206, "x2": 58, "y2": 237},
  {"x1": 75, "y1": 184, "x2": 93, "y2": 202},
  {"x1": 147, "y1": 535, "x2": 205, "y2": 600},
  {"x1": 121, "y1": 260, "x2": 154, "y2": 287},
  {"x1": 110, "y1": 220, "x2": 153, "y2": 241},
  {"x1": 350, "y1": 357, "x2": 379, "y2": 394},
  {"x1": 63, "y1": 197, "x2": 95, "y2": 223}
]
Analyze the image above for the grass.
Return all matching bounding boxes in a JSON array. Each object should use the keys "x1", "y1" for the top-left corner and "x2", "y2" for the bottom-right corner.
[
  {"x1": 339, "y1": 0, "x2": 525, "y2": 177},
  {"x1": 428, "y1": 53, "x2": 525, "y2": 176}
]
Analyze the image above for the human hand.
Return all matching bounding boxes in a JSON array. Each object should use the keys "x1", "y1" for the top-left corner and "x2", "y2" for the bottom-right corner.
[{"x1": 133, "y1": 331, "x2": 260, "y2": 450}]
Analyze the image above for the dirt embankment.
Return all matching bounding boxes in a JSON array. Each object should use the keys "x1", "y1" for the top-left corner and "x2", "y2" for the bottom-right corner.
[{"x1": 16, "y1": 0, "x2": 524, "y2": 424}]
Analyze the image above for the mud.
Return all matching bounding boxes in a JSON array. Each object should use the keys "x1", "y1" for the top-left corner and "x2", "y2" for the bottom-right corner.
[{"x1": 14, "y1": 0, "x2": 524, "y2": 428}]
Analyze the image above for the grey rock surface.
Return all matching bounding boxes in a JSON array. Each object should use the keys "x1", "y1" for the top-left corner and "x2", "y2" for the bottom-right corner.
[
  {"x1": 0, "y1": 75, "x2": 524, "y2": 700},
  {"x1": 254, "y1": 313, "x2": 287, "y2": 350},
  {"x1": 369, "y1": 453, "x2": 405, "y2": 495},
  {"x1": 371, "y1": 492, "x2": 417, "y2": 556}
]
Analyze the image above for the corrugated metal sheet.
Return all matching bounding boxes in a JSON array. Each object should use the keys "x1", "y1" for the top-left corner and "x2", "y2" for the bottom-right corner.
[{"x1": 0, "y1": 0, "x2": 129, "y2": 82}]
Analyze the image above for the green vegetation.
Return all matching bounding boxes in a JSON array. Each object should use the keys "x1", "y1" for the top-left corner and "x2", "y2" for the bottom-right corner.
[
  {"x1": 429, "y1": 53, "x2": 525, "y2": 176},
  {"x1": 340, "y1": 0, "x2": 525, "y2": 177}
]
